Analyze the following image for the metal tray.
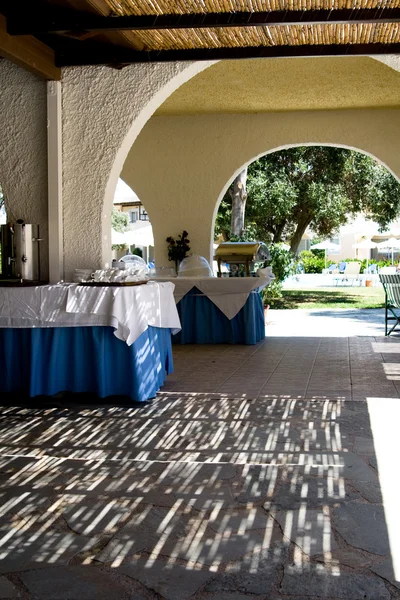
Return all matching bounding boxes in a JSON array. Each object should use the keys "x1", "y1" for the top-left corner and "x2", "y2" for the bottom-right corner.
[{"x1": 78, "y1": 280, "x2": 148, "y2": 287}]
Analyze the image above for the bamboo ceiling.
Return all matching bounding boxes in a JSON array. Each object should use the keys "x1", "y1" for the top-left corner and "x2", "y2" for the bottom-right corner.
[
  {"x1": 1, "y1": 0, "x2": 399, "y2": 69},
  {"x1": 102, "y1": 0, "x2": 399, "y2": 50}
]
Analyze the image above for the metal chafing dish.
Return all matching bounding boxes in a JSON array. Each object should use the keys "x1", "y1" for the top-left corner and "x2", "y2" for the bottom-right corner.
[
  {"x1": 0, "y1": 220, "x2": 42, "y2": 283},
  {"x1": 214, "y1": 241, "x2": 270, "y2": 277}
]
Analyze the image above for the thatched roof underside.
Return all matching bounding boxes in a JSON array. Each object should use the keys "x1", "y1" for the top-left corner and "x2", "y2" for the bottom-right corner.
[{"x1": 104, "y1": 0, "x2": 399, "y2": 50}]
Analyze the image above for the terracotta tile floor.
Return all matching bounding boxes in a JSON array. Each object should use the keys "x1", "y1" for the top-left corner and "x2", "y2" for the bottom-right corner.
[
  {"x1": 164, "y1": 337, "x2": 400, "y2": 400},
  {"x1": 0, "y1": 333, "x2": 400, "y2": 598}
]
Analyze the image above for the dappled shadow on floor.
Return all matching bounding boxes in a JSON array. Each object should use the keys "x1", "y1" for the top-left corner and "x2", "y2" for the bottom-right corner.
[{"x1": 0, "y1": 377, "x2": 398, "y2": 598}]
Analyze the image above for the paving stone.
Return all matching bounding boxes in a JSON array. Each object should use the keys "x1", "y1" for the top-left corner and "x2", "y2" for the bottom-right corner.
[
  {"x1": 273, "y1": 477, "x2": 357, "y2": 509},
  {"x1": 281, "y1": 568, "x2": 390, "y2": 599},
  {"x1": 273, "y1": 508, "x2": 337, "y2": 556},
  {"x1": 204, "y1": 569, "x2": 275, "y2": 596},
  {"x1": 371, "y1": 558, "x2": 400, "y2": 590},
  {"x1": 369, "y1": 456, "x2": 379, "y2": 470},
  {"x1": 333, "y1": 503, "x2": 390, "y2": 555},
  {"x1": 335, "y1": 452, "x2": 378, "y2": 482},
  {"x1": 201, "y1": 594, "x2": 259, "y2": 600},
  {"x1": 119, "y1": 559, "x2": 211, "y2": 600},
  {"x1": 0, "y1": 531, "x2": 98, "y2": 574},
  {"x1": 155, "y1": 463, "x2": 236, "y2": 486},
  {"x1": 338, "y1": 413, "x2": 373, "y2": 435},
  {"x1": 314, "y1": 548, "x2": 371, "y2": 569},
  {"x1": 20, "y1": 566, "x2": 130, "y2": 600},
  {"x1": 354, "y1": 436, "x2": 377, "y2": 456},
  {"x1": 95, "y1": 506, "x2": 193, "y2": 563},
  {"x1": 351, "y1": 480, "x2": 383, "y2": 503},
  {"x1": 169, "y1": 527, "x2": 275, "y2": 566},
  {"x1": 236, "y1": 465, "x2": 280, "y2": 503},
  {"x1": 60, "y1": 496, "x2": 136, "y2": 536},
  {"x1": 0, "y1": 576, "x2": 20, "y2": 598},
  {"x1": 204, "y1": 547, "x2": 285, "y2": 595},
  {"x1": 207, "y1": 507, "x2": 271, "y2": 534},
  {"x1": 177, "y1": 485, "x2": 236, "y2": 510}
]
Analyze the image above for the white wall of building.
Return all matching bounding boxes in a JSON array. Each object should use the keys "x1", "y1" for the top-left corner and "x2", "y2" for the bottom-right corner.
[
  {"x1": 0, "y1": 56, "x2": 399, "y2": 279},
  {"x1": 0, "y1": 61, "x2": 48, "y2": 278},
  {"x1": 122, "y1": 110, "x2": 400, "y2": 267},
  {"x1": 61, "y1": 61, "x2": 215, "y2": 279}
]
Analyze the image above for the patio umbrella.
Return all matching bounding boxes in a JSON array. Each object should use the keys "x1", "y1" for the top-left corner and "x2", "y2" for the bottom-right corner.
[
  {"x1": 111, "y1": 230, "x2": 127, "y2": 245},
  {"x1": 352, "y1": 239, "x2": 377, "y2": 272},
  {"x1": 376, "y1": 237, "x2": 400, "y2": 265},
  {"x1": 310, "y1": 241, "x2": 341, "y2": 269},
  {"x1": 112, "y1": 224, "x2": 154, "y2": 247}
]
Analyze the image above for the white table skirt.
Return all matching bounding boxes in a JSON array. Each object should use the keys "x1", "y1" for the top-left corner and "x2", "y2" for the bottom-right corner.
[
  {"x1": 0, "y1": 282, "x2": 181, "y2": 346},
  {"x1": 151, "y1": 271, "x2": 274, "y2": 320}
]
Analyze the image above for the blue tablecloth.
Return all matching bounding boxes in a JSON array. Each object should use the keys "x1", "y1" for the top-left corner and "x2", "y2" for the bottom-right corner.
[
  {"x1": 0, "y1": 326, "x2": 173, "y2": 402},
  {"x1": 173, "y1": 288, "x2": 265, "y2": 345}
]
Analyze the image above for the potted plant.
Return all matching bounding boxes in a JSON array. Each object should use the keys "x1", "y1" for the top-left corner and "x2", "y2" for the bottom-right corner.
[{"x1": 166, "y1": 231, "x2": 190, "y2": 272}]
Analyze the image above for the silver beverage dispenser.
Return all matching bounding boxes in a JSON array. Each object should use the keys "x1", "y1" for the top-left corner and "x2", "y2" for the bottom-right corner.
[{"x1": 0, "y1": 220, "x2": 42, "y2": 281}]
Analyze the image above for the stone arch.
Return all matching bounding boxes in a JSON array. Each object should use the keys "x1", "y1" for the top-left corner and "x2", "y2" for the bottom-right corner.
[
  {"x1": 122, "y1": 109, "x2": 400, "y2": 267},
  {"x1": 101, "y1": 56, "x2": 400, "y2": 278},
  {"x1": 62, "y1": 61, "x2": 216, "y2": 278},
  {"x1": 212, "y1": 142, "x2": 400, "y2": 251}
]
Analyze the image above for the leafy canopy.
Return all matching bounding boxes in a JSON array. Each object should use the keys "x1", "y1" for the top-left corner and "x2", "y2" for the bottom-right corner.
[
  {"x1": 215, "y1": 147, "x2": 400, "y2": 253},
  {"x1": 111, "y1": 207, "x2": 129, "y2": 233}
]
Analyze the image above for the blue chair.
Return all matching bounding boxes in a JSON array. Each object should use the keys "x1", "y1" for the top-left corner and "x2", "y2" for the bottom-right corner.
[
  {"x1": 338, "y1": 262, "x2": 347, "y2": 273},
  {"x1": 327, "y1": 263, "x2": 337, "y2": 273},
  {"x1": 368, "y1": 264, "x2": 377, "y2": 274}
]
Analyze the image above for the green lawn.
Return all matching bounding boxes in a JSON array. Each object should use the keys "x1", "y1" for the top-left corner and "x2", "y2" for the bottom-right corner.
[{"x1": 269, "y1": 286, "x2": 385, "y2": 310}]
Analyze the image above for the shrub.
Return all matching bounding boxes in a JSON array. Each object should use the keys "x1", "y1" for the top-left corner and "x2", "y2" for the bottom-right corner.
[
  {"x1": 262, "y1": 243, "x2": 295, "y2": 304},
  {"x1": 262, "y1": 280, "x2": 284, "y2": 302},
  {"x1": 298, "y1": 250, "x2": 325, "y2": 274}
]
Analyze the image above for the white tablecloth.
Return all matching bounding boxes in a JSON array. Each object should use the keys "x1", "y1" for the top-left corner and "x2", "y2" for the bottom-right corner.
[
  {"x1": 0, "y1": 282, "x2": 181, "y2": 346},
  {"x1": 151, "y1": 270, "x2": 274, "y2": 319}
]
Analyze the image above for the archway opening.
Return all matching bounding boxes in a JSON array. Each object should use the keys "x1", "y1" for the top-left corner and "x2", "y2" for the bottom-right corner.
[
  {"x1": 213, "y1": 144, "x2": 400, "y2": 335},
  {"x1": 0, "y1": 184, "x2": 7, "y2": 275},
  {"x1": 111, "y1": 178, "x2": 154, "y2": 266}
]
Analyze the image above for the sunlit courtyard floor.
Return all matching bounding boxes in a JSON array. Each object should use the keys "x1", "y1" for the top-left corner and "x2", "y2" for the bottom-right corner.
[{"x1": 1, "y1": 333, "x2": 400, "y2": 598}]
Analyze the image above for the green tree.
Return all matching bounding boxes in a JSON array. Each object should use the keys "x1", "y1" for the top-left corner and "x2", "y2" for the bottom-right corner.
[
  {"x1": 111, "y1": 207, "x2": 129, "y2": 233},
  {"x1": 215, "y1": 147, "x2": 400, "y2": 254}
]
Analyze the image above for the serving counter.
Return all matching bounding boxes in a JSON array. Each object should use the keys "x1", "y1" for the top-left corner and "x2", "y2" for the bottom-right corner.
[
  {"x1": 0, "y1": 282, "x2": 181, "y2": 402},
  {"x1": 151, "y1": 272, "x2": 273, "y2": 345}
]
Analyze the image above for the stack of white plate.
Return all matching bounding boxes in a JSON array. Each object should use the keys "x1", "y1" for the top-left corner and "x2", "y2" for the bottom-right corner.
[{"x1": 73, "y1": 268, "x2": 93, "y2": 283}]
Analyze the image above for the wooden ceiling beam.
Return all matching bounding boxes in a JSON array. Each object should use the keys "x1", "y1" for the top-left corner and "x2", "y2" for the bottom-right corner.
[
  {"x1": 0, "y1": 14, "x2": 60, "y2": 80},
  {"x1": 55, "y1": 42, "x2": 400, "y2": 66},
  {"x1": 8, "y1": 8, "x2": 400, "y2": 35},
  {"x1": 41, "y1": 0, "x2": 145, "y2": 50}
]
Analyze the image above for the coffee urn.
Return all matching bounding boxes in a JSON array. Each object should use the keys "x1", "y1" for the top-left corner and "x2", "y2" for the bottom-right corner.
[{"x1": 0, "y1": 220, "x2": 42, "y2": 281}]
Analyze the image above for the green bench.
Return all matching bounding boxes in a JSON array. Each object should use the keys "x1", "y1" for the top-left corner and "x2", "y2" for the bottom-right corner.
[{"x1": 379, "y1": 273, "x2": 400, "y2": 336}]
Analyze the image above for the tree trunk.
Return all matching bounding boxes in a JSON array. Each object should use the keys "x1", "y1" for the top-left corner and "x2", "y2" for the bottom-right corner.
[
  {"x1": 272, "y1": 221, "x2": 286, "y2": 243},
  {"x1": 290, "y1": 215, "x2": 311, "y2": 254},
  {"x1": 230, "y1": 168, "x2": 248, "y2": 237}
]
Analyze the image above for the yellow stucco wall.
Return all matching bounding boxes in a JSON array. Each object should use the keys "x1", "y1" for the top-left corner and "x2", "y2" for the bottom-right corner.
[
  {"x1": 156, "y1": 57, "x2": 400, "y2": 115},
  {"x1": 121, "y1": 109, "x2": 400, "y2": 266}
]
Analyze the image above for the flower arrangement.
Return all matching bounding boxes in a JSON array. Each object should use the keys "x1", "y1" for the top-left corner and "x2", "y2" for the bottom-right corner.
[{"x1": 166, "y1": 231, "x2": 190, "y2": 267}]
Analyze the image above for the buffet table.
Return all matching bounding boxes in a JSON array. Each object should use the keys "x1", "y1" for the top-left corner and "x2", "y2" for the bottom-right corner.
[
  {"x1": 152, "y1": 272, "x2": 273, "y2": 345},
  {"x1": 0, "y1": 282, "x2": 181, "y2": 401}
]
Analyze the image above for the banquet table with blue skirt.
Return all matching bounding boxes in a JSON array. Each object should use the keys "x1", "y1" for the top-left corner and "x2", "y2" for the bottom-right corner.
[
  {"x1": 0, "y1": 325, "x2": 173, "y2": 402},
  {"x1": 173, "y1": 288, "x2": 265, "y2": 344},
  {"x1": 0, "y1": 282, "x2": 181, "y2": 402},
  {"x1": 151, "y1": 274, "x2": 273, "y2": 345}
]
